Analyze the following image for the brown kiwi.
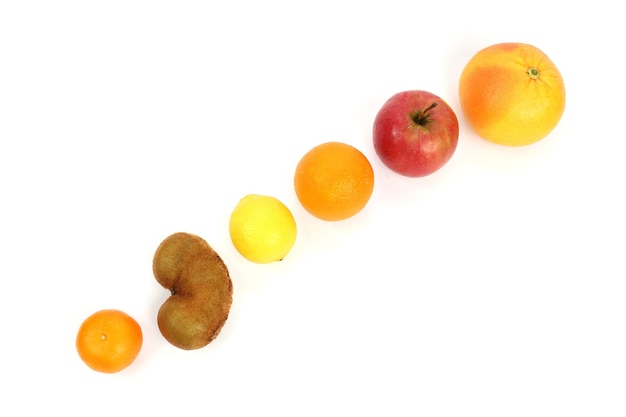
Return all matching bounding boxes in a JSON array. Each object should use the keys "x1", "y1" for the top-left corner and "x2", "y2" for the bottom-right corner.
[{"x1": 153, "y1": 232, "x2": 233, "y2": 350}]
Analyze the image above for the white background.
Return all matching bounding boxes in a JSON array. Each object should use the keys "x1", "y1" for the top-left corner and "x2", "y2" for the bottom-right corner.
[{"x1": 1, "y1": 1, "x2": 625, "y2": 416}]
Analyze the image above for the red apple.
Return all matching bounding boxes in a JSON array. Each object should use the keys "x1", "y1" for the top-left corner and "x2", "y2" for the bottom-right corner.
[{"x1": 373, "y1": 90, "x2": 459, "y2": 177}]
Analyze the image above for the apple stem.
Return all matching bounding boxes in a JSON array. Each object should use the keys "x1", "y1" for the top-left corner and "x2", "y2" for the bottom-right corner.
[
  {"x1": 412, "y1": 102, "x2": 438, "y2": 126},
  {"x1": 424, "y1": 102, "x2": 438, "y2": 113}
]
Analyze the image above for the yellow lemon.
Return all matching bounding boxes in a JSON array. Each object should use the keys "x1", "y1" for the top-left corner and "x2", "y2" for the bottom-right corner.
[{"x1": 229, "y1": 194, "x2": 297, "y2": 264}]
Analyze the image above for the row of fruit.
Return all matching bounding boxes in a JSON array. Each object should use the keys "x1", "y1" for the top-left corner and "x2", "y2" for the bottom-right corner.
[{"x1": 75, "y1": 42, "x2": 566, "y2": 373}]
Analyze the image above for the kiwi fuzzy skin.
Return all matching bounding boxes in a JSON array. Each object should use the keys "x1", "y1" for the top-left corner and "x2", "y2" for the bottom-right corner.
[{"x1": 153, "y1": 232, "x2": 233, "y2": 350}]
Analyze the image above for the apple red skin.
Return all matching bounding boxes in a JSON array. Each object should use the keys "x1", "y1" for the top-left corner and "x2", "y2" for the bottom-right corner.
[{"x1": 373, "y1": 90, "x2": 459, "y2": 177}]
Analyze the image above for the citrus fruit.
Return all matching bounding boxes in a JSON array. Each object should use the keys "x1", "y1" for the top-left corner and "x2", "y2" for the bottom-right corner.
[
  {"x1": 76, "y1": 309, "x2": 143, "y2": 373},
  {"x1": 458, "y1": 42, "x2": 566, "y2": 146},
  {"x1": 294, "y1": 141, "x2": 374, "y2": 221},
  {"x1": 229, "y1": 194, "x2": 297, "y2": 264}
]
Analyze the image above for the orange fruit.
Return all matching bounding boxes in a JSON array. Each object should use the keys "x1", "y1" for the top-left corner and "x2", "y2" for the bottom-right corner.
[
  {"x1": 294, "y1": 141, "x2": 374, "y2": 221},
  {"x1": 458, "y1": 42, "x2": 566, "y2": 146},
  {"x1": 76, "y1": 309, "x2": 143, "y2": 373}
]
